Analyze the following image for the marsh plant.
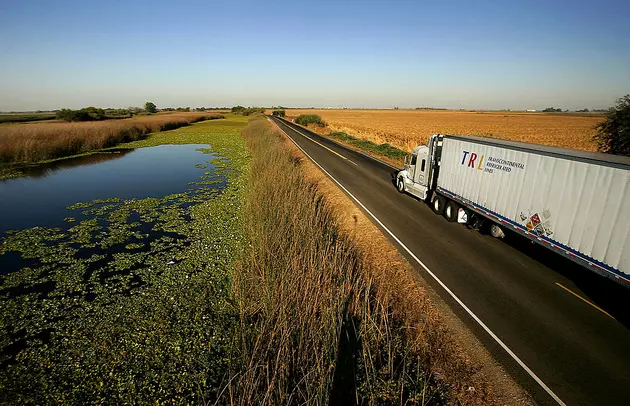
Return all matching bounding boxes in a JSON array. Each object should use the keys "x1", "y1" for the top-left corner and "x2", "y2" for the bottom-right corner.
[{"x1": 0, "y1": 112, "x2": 224, "y2": 165}]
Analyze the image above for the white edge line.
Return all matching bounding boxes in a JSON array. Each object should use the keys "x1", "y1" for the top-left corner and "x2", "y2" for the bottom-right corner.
[
  {"x1": 277, "y1": 119, "x2": 359, "y2": 166},
  {"x1": 274, "y1": 116, "x2": 400, "y2": 171},
  {"x1": 270, "y1": 117, "x2": 567, "y2": 406}
]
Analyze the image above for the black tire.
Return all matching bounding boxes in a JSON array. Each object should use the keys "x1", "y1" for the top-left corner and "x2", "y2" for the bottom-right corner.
[
  {"x1": 444, "y1": 200, "x2": 458, "y2": 222},
  {"x1": 431, "y1": 194, "x2": 445, "y2": 215},
  {"x1": 397, "y1": 177, "x2": 406, "y2": 193}
]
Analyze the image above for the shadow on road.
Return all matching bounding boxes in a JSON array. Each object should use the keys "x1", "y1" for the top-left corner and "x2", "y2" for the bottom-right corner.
[
  {"x1": 388, "y1": 171, "x2": 629, "y2": 329},
  {"x1": 502, "y1": 231, "x2": 630, "y2": 328}
]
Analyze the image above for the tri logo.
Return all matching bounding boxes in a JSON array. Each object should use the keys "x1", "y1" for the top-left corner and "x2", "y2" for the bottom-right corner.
[{"x1": 461, "y1": 151, "x2": 485, "y2": 171}]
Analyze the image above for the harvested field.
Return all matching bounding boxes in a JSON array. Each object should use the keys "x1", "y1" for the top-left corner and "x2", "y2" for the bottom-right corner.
[{"x1": 286, "y1": 109, "x2": 603, "y2": 153}]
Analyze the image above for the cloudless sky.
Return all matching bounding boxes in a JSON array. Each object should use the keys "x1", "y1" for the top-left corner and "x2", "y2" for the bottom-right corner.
[{"x1": 1, "y1": 0, "x2": 629, "y2": 111}]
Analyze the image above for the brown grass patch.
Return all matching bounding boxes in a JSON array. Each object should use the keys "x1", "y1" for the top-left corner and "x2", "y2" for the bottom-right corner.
[
  {"x1": 0, "y1": 112, "x2": 224, "y2": 164},
  {"x1": 286, "y1": 109, "x2": 602, "y2": 152}
]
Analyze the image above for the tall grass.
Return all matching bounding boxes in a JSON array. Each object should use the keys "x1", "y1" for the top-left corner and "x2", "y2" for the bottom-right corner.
[
  {"x1": 226, "y1": 117, "x2": 490, "y2": 405},
  {"x1": 0, "y1": 112, "x2": 224, "y2": 164}
]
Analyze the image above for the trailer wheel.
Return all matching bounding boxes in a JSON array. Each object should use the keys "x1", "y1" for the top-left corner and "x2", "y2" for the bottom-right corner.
[
  {"x1": 397, "y1": 177, "x2": 405, "y2": 193},
  {"x1": 431, "y1": 194, "x2": 445, "y2": 215},
  {"x1": 444, "y1": 201, "x2": 458, "y2": 222}
]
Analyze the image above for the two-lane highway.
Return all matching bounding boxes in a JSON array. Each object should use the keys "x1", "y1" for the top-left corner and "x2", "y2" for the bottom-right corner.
[{"x1": 269, "y1": 116, "x2": 630, "y2": 406}]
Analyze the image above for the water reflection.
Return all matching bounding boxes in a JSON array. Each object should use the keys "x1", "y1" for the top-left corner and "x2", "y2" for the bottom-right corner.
[
  {"x1": 11, "y1": 150, "x2": 133, "y2": 179},
  {"x1": 0, "y1": 144, "x2": 220, "y2": 235}
]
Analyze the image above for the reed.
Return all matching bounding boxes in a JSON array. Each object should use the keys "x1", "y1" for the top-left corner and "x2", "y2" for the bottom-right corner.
[{"x1": 0, "y1": 112, "x2": 224, "y2": 164}]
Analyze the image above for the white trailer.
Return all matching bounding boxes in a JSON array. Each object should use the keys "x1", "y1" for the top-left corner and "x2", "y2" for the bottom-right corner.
[{"x1": 396, "y1": 134, "x2": 630, "y2": 287}]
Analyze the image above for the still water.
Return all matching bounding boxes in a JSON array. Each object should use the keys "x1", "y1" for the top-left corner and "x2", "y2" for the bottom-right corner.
[{"x1": 0, "y1": 144, "x2": 220, "y2": 235}]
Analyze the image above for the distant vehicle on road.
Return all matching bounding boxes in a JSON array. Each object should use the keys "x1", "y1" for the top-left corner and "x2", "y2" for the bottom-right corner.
[{"x1": 397, "y1": 134, "x2": 630, "y2": 287}]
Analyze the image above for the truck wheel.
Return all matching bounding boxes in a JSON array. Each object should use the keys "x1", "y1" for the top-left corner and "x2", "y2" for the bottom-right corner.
[
  {"x1": 444, "y1": 201, "x2": 458, "y2": 222},
  {"x1": 490, "y1": 224, "x2": 505, "y2": 239},
  {"x1": 431, "y1": 194, "x2": 445, "y2": 215},
  {"x1": 397, "y1": 177, "x2": 405, "y2": 193}
]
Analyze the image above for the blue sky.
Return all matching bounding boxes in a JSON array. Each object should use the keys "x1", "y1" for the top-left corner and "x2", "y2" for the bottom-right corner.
[{"x1": 1, "y1": 0, "x2": 629, "y2": 111}]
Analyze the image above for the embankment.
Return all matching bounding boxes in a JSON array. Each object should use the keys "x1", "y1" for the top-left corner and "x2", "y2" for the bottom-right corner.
[{"x1": 228, "y1": 116, "x2": 527, "y2": 404}]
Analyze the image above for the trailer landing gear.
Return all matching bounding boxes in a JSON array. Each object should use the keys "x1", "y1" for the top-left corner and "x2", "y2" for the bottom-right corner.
[{"x1": 490, "y1": 224, "x2": 506, "y2": 239}]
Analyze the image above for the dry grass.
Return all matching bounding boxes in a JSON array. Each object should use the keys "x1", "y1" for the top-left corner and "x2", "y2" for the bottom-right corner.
[
  {"x1": 227, "y1": 116, "x2": 510, "y2": 405},
  {"x1": 0, "y1": 112, "x2": 224, "y2": 164},
  {"x1": 286, "y1": 109, "x2": 602, "y2": 153}
]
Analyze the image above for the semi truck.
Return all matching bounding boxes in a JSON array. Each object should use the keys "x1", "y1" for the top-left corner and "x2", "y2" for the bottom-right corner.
[{"x1": 396, "y1": 134, "x2": 630, "y2": 288}]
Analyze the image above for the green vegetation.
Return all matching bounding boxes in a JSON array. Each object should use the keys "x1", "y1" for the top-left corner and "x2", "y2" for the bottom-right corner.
[
  {"x1": 231, "y1": 106, "x2": 265, "y2": 116},
  {"x1": 55, "y1": 107, "x2": 134, "y2": 122},
  {"x1": 594, "y1": 94, "x2": 630, "y2": 156},
  {"x1": 144, "y1": 101, "x2": 157, "y2": 114},
  {"x1": 0, "y1": 116, "x2": 250, "y2": 403},
  {"x1": 327, "y1": 131, "x2": 408, "y2": 160},
  {"x1": 543, "y1": 107, "x2": 563, "y2": 113},
  {"x1": 0, "y1": 112, "x2": 56, "y2": 124},
  {"x1": 295, "y1": 114, "x2": 327, "y2": 127},
  {"x1": 271, "y1": 109, "x2": 286, "y2": 117}
]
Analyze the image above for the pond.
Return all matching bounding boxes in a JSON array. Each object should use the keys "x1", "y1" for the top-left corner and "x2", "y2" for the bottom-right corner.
[
  {"x1": 0, "y1": 118, "x2": 251, "y2": 403},
  {"x1": 0, "y1": 144, "x2": 223, "y2": 235}
]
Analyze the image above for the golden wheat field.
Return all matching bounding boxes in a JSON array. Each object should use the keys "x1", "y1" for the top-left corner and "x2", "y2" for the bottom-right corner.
[{"x1": 286, "y1": 109, "x2": 603, "y2": 152}]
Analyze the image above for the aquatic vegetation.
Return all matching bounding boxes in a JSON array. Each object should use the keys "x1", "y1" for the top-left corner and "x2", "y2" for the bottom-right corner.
[{"x1": 0, "y1": 116, "x2": 250, "y2": 403}]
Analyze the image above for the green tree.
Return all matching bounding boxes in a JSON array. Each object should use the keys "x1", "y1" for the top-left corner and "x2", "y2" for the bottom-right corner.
[
  {"x1": 594, "y1": 95, "x2": 630, "y2": 156},
  {"x1": 144, "y1": 102, "x2": 157, "y2": 114},
  {"x1": 56, "y1": 107, "x2": 106, "y2": 122}
]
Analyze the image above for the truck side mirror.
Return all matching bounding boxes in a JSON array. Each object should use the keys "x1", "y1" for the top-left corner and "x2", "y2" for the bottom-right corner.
[{"x1": 404, "y1": 155, "x2": 409, "y2": 166}]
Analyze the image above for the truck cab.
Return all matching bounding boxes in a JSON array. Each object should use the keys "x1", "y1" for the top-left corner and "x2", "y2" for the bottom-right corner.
[
  {"x1": 397, "y1": 146, "x2": 430, "y2": 199},
  {"x1": 397, "y1": 135, "x2": 442, "y2": 201}
]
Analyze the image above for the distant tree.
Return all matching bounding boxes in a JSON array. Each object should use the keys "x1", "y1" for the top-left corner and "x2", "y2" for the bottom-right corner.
[
  {"x1": 272, "y1": 110, "x2": 286, "y2": 117},
  {"x1": 576, "y1": 108, "x2": 590, "y2": 113},
  {"x1": 242, "y1": 107, "x2": 265, "y2": 116},
  {"x1": 56, "y1": 107, "x2": 106, "y2": 122},
  {"x1": 231, "y1": 105, "x2": 246, "y2": 114},
  {"x1": 144, "y1": 102, "x2": 157, "y2": 114},
  {"x1": 593, "y1": 95, "x2": 630, "y2": 156},
  {"x1": 543, "y1": 107, "x2": 562, "y2": 113}
]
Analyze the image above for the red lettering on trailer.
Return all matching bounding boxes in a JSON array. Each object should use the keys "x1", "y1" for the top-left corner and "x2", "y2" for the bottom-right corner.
[{"x1": 468, "y1": 153, "x2": 477, "y2": 168}]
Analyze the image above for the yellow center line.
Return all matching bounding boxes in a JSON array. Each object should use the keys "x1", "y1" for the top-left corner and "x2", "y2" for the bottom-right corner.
[
  {"x1": 289, "y1": 125, "x2": 358, "y2": 165},
  {"x1": 555, "y1": 282, "x2": 616, "y2": 320}
]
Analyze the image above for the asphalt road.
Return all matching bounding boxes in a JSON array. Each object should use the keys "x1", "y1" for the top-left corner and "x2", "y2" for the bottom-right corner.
[{"x1": 269, "y1": 115, "x2": 630, "y2": 406}]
